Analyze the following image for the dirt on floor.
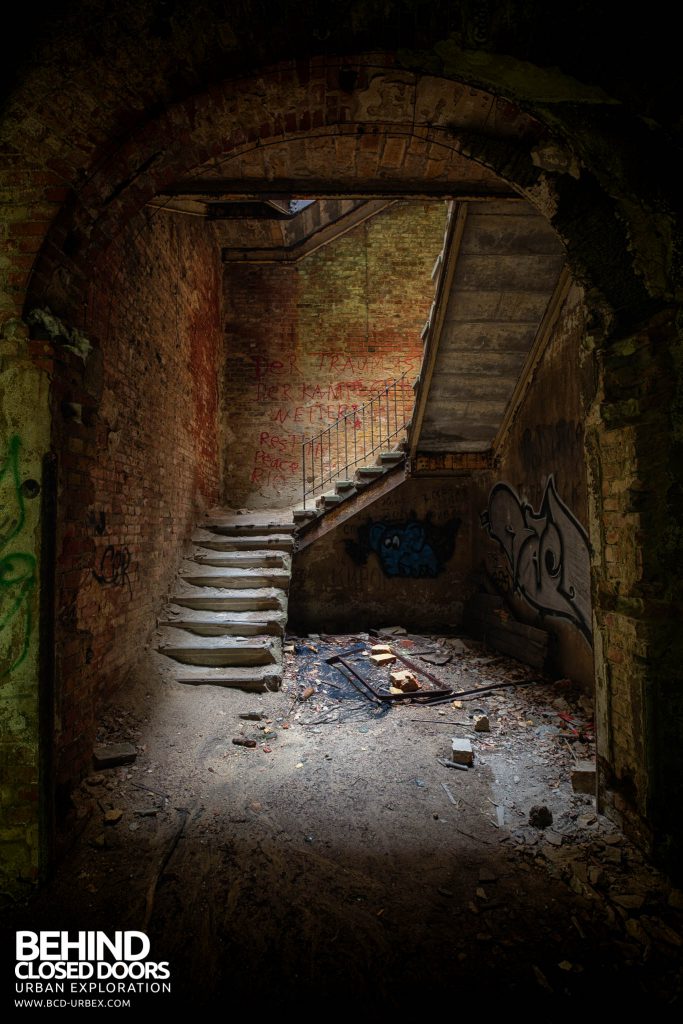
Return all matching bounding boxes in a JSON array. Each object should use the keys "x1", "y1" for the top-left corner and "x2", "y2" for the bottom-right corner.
[{"x1": 4, "y1": 633, "x2": 683, "y2": 1009}]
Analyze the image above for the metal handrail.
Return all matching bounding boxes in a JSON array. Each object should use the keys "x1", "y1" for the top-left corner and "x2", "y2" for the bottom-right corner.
[{"x1": 302, "y1": 371, "x2": 412, "y2": 508}]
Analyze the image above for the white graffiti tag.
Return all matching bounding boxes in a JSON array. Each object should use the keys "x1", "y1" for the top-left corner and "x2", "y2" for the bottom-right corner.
[{"x1": 481, "y1": 476, "x2": 592, "y2": 642}]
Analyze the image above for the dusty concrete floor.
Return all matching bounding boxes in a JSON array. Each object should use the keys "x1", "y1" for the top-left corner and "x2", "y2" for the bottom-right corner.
[{"x1": 4, "y1": 634, "x2": 683, "y2": 1009}]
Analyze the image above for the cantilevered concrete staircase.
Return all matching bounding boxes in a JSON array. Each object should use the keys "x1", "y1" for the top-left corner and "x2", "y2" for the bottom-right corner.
[
  {"x1": 293, "y1": 446, "x2": 406, "y2": 525},
  {"x1": 292, "y1": 196, "x2": 569, "y2": 539},
  {"x1": 155, "y1": 197, "x2": 570, "y2": 683},
  {"x1": 155, "y1": 511, "x2": 295, "y2": 690}
]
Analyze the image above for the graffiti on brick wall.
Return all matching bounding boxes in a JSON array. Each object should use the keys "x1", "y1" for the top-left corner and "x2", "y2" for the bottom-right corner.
[
  {"x1": 345, "y1": 514, "x2": 461, "y2": 578},
  {"x1": 86, "y1": 511, "x2": 133, "y2": 597},
  {"x1": 481, "y1": 476, "x2": 592, "y2": 641},
  {"x1": 245, "y1": 349, "x2": 418, "y2": 490},
  {"x1": 92, "y1": 544, "x2": 133, "y2": 597},
  {"x1": 86, "y1": 510, "x2": 106, "y2": 536},
  {"x1": 0, "y1": 436, "x2": 37, "y2": 678}
]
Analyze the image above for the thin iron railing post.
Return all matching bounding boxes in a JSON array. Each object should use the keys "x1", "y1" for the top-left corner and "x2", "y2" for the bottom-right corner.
[
  {"x1": 327, "y1": 426, "x2": 331, "y2": 487},
  {"x1": 302, "y1": 372, "x2": 413, "y2": 503},
  {"x1": 336, "y1": 420, "x2": 340, "y2": 484},
  {"x1": 370, "y1": 395, "x2": 374, "y2": 455},
  {"x1": 302, "y1": 440, "x2": 306, "y2": 508},
  {"x1": 344, "y1": 413, "x2": 348, "y2": 479}
]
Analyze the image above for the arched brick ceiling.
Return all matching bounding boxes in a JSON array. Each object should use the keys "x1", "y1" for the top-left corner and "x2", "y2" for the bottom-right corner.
[
  {"x1": 27, "y1": 65, "x2": 544, "y2": 321},
  {"x1": 1, "y1": 37, "x2": 670, "y2": 333},
  {"x1": 163, "y1": 128, "x2": 512, "y2": 197},
  {"x1": 159, "y1": 126, "x2": 517, "y2": 252},
  {"x1": 3, "y1": 1, "x2": 677, "y2": 135}
]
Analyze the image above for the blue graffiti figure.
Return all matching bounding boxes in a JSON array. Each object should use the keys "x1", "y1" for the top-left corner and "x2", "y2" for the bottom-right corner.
[
  {"x1": 345, "y1": 514, "x2": 460, "y2": 578},
  {"x1": 369, "y1": 521, "x2": 440, "y2": 578}
]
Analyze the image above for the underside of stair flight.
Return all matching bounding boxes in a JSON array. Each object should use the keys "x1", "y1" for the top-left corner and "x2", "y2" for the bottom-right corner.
[{"x1": 294, "y1": 196, "x2": 567, "y2": 537}]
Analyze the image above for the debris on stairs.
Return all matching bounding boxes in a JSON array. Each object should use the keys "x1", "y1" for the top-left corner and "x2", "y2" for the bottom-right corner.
[{"x1": 155, "y1": 509, "x2": 295, "y2": 691}]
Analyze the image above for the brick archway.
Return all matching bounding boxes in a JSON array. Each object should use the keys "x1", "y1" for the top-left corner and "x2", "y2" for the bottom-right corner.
[
  {"x1": 1, "y1": 50, "x2": 681, "y2": 889},
  {"x1": 25, "y1": 60, "x2": 549, "y2": 324}
]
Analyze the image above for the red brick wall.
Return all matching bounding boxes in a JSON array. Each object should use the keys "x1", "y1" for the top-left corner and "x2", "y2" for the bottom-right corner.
[
  {"x1": 585, "y1": 310, "x2": 683, "y2": 863},
  {"x1": 221, "y1": 202, "x2": 446, "y2": 508},
  {"x1": 52, "y1": 209, "x2": 222, "y2": 795}
]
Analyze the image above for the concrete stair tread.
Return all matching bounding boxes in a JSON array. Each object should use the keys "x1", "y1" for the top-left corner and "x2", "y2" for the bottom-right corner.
[
  {"x1": 191, "y1": 550, "x2": 289, "y2": 567},
  {"x1": 172, "y1": 585, "x2": 287, "y2": 612},
  {"x1": 174, "y1": 583, "x2": 286, "y2": 597},
  {"x1": 204, "y1": 508, "x2": 295, "y2": 523},
  {"x1": 316, "y1": 492, "x2": 343, "y2": 506},
  {"x1": 157, "y1": 628, "x2": 279, "y2": 650},
  {"x1": 179, "y1": 561, "x2": 289, "y2": 576},
  {"x1": 160, "y1": 607, "x2": 286, "y2": 636},
  {"x1": 201, "y1": 521, "x2": 296, "y2": 536},
  {"x1": 165, "y1": 605, "x2": 285, "y2": 620},
  {"x1": 161, "y1": 614, "x2": 284, "y2": 630},
  {"x1": 168, "y1": 662, "x2": 283, "y2": 691},
  {"x1": 356, "y1": 465, "x2": 385, "y2": 475},
  {"x1": 178, "y1": 562, "x2": 290, "y2": 589},
  {"x1": 156, "y1": 629, "x2": 280, "y2": 667},
  {"x1": 192, "y1": 531, "x2": 295, "y2": 550}
]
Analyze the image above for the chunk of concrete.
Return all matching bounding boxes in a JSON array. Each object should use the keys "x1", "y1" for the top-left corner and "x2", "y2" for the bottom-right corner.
[
  {"x1": 474, "y1": 715, "x2": 490, "y2": 732},
  {"x1": 451, "y1": 737, "x2": 473, "y2": 766},
  {"x1": 571, "y1": 760, "x2": 596, "y2": 794},
  {"x1": 390, "y1": 669, "x2": 420, "y2": 692},
  {"x1": 93, "y1": 743, "x2": 137, "y2": 770}
]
